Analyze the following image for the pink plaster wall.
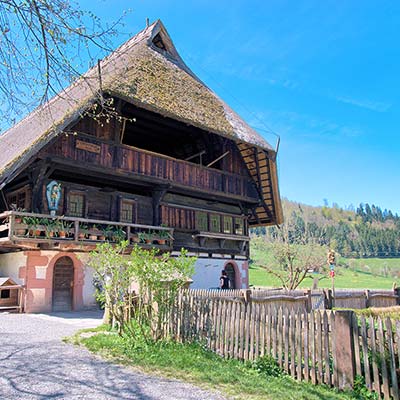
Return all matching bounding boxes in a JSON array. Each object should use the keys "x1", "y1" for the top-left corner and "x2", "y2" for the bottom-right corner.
[{"x1": 20, "y1": 251, "x2": 84, "y2": 313}]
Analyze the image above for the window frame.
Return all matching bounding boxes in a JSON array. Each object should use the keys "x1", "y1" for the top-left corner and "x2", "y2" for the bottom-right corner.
[
  {"x1": 67, "y1": 191, "x2": 86, "y2": 218},
  {"x1": 209, "y1": 213, "x2": 221, "y2": 233},
  {"x1": 119, "y1": 198, "x2": 137, "y2": 224},
  {"x1": 222, "y1": 215, "x2": 233, "y2": 234},
  {"x1": 6, "y1": 186, "x2": 30, "y2": 210},
  {"x1": 234, "y1": 217, "x2": 245, "y2": 235},
  {"x1": 195, "y1": 211, "x2": 208, "y2": 231}
]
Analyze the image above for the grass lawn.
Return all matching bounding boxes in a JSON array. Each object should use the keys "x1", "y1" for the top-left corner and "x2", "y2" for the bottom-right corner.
[
  {"x1": 249, "y1": 264, "x2": 398, "y2": 289},
  {"x1": 249, "y1": 240, "x2": 400, "y2": 289},
  {"x1": 72, "y1": 328, "x2": 358, "y2": 400}
]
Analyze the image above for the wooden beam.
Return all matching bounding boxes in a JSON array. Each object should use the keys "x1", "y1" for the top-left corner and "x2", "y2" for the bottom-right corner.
[
  {"x1": 152, "y1": 186, "x2": 169, "y2": 226},
  {"x1": 42, "y1": 157, "x2": 259, "y2": 205},
  {"x1": 206, "y1": 151, "x2": 230, "y2": 168},
  {"x1": 31, "y1": 162, "x2": 53, "y2": 213},
  {"x1": 185, "y1": 150, "x2": 206, "y2": 162}
]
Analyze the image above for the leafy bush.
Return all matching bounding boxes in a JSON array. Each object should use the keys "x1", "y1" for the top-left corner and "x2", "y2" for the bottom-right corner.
[
  {"x1": 353, "y1": 375, "x2": 379, "y2": 400},
  {"x1": 351, "y1": 375, "x2": 378, "y2": 399},
  {"x1": 250, "y1": 355, "x2": 283, "y2": 377}
]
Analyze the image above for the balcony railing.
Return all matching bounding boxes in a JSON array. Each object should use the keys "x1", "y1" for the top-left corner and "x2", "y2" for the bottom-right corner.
[
  {"x1": 42, "y1": 134, "x2": 258, "y2": 200},
  {"x1": 0, "y1": 211, "x2": 174, "y2": 249}
]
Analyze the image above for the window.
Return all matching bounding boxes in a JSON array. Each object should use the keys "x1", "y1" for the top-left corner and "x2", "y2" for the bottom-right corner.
[
  {"x1": 68, "y1": 193, "x2": 85, "y2": 217},
  {"x1": 234, "y1": 218, "x2": 244, "y2": 235},
  {"x1": 1, "y1": 289, "x2": 10, "y2": 299},
  {"x1": 7, "y1": 188, "x2": 28, "y2": 210},
  {"x1": 195, "y1": 211, "x2": 208, "y2": 231},
  {"x1": 210, "y1": 214, "x2": 221, "y2": 233},
  {"x1": 223, "y1": 216, "x2": 233, "y2": 234},
  {"x1": 120, "y1": 200, "x2": 136, "y2": 223}
]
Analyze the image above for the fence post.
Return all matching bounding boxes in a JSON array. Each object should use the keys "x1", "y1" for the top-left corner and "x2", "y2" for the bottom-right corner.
[
  {"x1": 325, "y1": 289, "x2": 332, "y2": 309},
  {"x1": 394, "y1": 286, "x2": 400, "y2": 305},
  {"x1": 334, "y1": 310, "x2": 355, "y2": 390},
  {"x1": 244, "y1": 289, "x2": 252, "y2": 303},
  {"x1": 365, "y1": 290, "x2": 370, "y2": 308},
  {"x1": 306, "y1": 289, "x2": 312, "y2": 312}
]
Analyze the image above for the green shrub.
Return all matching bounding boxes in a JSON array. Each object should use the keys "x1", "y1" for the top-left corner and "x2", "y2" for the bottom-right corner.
[
  {"x1": 250, "y1": 355, "x2": 283, "y2": 377},
  {"x1": 352, "y1": 375, "x2": 378, "y2": 400}
]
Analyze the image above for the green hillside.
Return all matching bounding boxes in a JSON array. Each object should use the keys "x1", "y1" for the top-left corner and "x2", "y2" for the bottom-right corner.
[
  {"x1": 249, "y1": 199, "x2": 400, "y2": 290},
  {"x1": 252, "y1": 199, "x2": 400, "y2": 258}
]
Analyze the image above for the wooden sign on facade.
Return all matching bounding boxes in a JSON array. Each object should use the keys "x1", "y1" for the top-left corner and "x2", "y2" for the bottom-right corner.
[{"x1": 76, "y1": 140, "x2": 101, "y2": 154}]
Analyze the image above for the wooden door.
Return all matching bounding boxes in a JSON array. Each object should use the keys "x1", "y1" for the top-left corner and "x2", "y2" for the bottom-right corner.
[
  {"x1": 52, "y1": 256, "x2": 74, "y2": 311},
  {"x1": 225, "y1": 263, "x2": 236, "y2": 289}
]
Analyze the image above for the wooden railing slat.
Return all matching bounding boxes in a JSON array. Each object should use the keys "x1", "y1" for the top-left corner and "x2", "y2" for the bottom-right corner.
[
  {"x1": 284, "y1": 308, "x2": 290, "y2": 373},
  {"x1": 385, "y1": 318, "x2": 399, "y2": 400},
  {"x1": 369, "y1": 316, "x2": 382, "y2": 397},
  {"x1": 322, "y1": 311, "x2": 331, "y2": 386},
  {"x1": 303, "y1": 312, "x2": 310, "y2": 382},
  {"x1": 360, "y1": 315, "x2": 372, "y2": 390},
  {"x1": 352, "y1": 313, "x2": 362, "y2": 377},
  {"x1": 290, "y1": 311, "x2": 296, "y2": 378},
  {"x1": 377, "y1": 317, "x2": 390, "y2": 399}
]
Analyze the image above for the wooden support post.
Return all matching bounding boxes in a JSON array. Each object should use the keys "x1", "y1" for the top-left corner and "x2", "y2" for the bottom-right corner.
[
  {"x1": 395, "y1": 286, "x2": 400, "y2": 305},
  {"x1": 306, "y1": 289, "x2": 312, "y2": 312},
  {"x1": 244, "y1": 289, "x2": 252, "y2": 303},
  {"x1": 152, "y1": 187, "x2": 168, "y2": 226},
  {"x1": 325, "y1": 289, "x2": 333, "y2": 309},
  {"x1": 74, "y1": 220, "x2": 79, "y2": 241},
  {"x1": 9, "y1": 213, "x2": 15, "y2": 241},
  {"x1": 365, "y1": 289, "x2": 370, "y2": 308},
  {"x1": 31, "y1": 162, "x2": 53, "y2": 213},
  {"x1": 333, "y1": 310, "x2": 355, "y2": 390}
]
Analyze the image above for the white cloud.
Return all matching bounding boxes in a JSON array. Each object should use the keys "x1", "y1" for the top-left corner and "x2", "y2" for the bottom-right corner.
[
  {"x1": 336, "y1": 96, "x2": 391, "y2": 112},
  {"x1": 246, "y1": 109, "x2": 363, "y2": 143}
]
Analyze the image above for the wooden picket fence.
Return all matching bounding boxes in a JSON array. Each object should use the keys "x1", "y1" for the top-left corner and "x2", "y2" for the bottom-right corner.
[
  {"x1": 352, "y1": 314, "x2": 400, "y2": 399},
  {"x1": 156, "y1": 290, "x2": 400, "y2": 398}
]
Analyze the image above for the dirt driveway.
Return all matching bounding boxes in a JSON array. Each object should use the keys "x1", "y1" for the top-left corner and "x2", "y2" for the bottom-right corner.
[{"x1": 0, "y1": 311, "x2": 226, "y2": 400}]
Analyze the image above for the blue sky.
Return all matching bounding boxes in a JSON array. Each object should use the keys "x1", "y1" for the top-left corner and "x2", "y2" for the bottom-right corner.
[{"x1": 79, "y1": 0, "x2": 400, "y2": 213}]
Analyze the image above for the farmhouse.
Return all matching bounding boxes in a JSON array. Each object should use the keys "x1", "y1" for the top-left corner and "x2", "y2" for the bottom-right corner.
[{"x1": 0, "y1": 20, "x2": 282, "y2": 312}]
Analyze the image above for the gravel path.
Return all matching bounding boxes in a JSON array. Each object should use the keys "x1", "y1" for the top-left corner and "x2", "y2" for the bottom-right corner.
[{"x1": 0, "y1": 312, "x2": 227, "y2": 400}]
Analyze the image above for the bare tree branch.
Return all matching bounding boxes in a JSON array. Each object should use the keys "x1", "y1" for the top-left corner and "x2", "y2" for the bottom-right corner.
[{"x1": 0, "y1": 0, "x2": 127, "y2": 131}]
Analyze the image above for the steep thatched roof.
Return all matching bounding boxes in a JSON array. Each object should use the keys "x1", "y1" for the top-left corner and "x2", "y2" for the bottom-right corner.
[{"x1": 0, "y1": 19, "x2": 282, "y2": 226}]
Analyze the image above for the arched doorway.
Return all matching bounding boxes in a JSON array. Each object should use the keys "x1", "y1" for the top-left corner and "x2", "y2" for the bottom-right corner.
[
  {"x1": 52, "y1": 256, "x2": 74, "y2": 311},
  {"x1": 225, "y1": 263, "x2": 236, "y2": 289}
]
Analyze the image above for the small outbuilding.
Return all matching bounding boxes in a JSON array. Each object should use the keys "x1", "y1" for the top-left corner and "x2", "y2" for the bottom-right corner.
[{"x1": 0, "y1": 277, "x2": 23, "y2": 312}]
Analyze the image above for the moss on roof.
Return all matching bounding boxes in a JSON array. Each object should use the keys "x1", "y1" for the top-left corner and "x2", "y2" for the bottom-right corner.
[
  {"x1": 0, "y1": 19, "x2": 274, "y2": 187},
  {"x1": 106, "y1": 45, "x2": 234, "y2": 137}
]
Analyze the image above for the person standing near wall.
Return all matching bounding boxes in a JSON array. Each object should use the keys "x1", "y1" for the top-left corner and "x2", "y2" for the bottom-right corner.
[{"x1": 219, "y1": 270, "x2": 230, "y2": 289}]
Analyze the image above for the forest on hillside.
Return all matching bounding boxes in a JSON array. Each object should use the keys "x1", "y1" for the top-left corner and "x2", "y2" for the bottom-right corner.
[{"x1": 252, "y1": 199, "x2": 400, "y2": 258}]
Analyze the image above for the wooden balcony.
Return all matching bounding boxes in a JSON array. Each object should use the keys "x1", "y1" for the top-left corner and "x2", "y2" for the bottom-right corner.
[
  {"x1": 0, "y1": 211, "x2": 174, "y2": 252},
  {"x1": 42, "y1": 134, "x2": 258, "y2": 201}
]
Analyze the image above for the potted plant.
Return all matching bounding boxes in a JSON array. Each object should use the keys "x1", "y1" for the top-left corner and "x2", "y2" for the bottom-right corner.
[
  {"x1": 78, "y1": 224, "x2": 89, "y2": 240},
  {"x1": 56, "y1": 219, "x2": 72, "y2": 239},
  {"x1": 131, "y1": 231, "x2": 140, "y2": 244},
  {"x1": 43, "y1": 218, "x2": 57, "y2": 238},
  {"x1": 143, "y1": 231, "x2": 154, "y2": 244},
  {"x1": 101, "y1": 225, "x2": 113, "y2": 241},
  {"x1": 88, "y1": 224, "x2": 100, "y2": 241},
  {"x1": 156, "y1": 229, "x2": 170, "y2": 245},
  {"x1": 23, "y1": 216, "x2": 43, "y2": 237},
  {"x1": 97, "y1": 225, "x2": 106, "y2": 241},
  {"x1": 137, "y1": 232, "x2": 146, "y2": 243},
  {"x1": 10, "y1": 204, "x2": 26, "y2": 224},
  {"x1": 13, "y1": 209, "x2": 27, "y2": 235},
  {"x1": 111, "y1": 226, "x2": 126, "y2": 242}
]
